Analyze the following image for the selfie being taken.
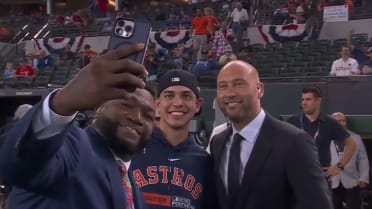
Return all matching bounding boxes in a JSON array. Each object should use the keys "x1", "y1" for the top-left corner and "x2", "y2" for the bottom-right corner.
[{"x1": 0, "y1": 0, "x2": 372, "y2": 209}]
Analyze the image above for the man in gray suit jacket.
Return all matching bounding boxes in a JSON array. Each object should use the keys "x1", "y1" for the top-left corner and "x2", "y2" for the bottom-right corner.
[
  {"x1": 331, "y1": 112, "x2": 370, "y2": 209},
  {"x1": 210, "y1": 60, "x2": 333, "y2": 209}
]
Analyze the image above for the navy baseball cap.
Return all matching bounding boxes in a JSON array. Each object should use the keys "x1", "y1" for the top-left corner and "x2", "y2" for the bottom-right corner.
[{"x1": 157, "y1": 70, "x2": 200, "y2": 98}]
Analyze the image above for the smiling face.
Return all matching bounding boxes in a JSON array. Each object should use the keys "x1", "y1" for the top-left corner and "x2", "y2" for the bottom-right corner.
[
  {"x1": 157, "y1": 85, "x2": 202, "y2": 131},
  {"x1": 217, "y1": 61, "x2": 264, "y2": 130},
  {"x1": 95, "y1": 88, "x2": 156, "y2": 156}
]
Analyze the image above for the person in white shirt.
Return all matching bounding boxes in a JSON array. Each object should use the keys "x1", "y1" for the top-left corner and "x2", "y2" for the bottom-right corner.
[
  {"x1": 330, "y1": 112, "x2": 369, "y2": 209},
  {"x1": 330, "y1": 46, "x2": 360, "y2": 76},
  {"x1": 229, "y1": 2, "x2": 249, "y2": 43}
]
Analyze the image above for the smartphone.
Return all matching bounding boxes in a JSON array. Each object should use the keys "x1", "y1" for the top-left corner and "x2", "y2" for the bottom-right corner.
[{"x1": 108, "y1": 17, "x2": 152, "y2": 64}]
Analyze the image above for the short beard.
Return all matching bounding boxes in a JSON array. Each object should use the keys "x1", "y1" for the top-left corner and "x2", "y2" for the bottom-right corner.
[{"x1": 96, "y1": 116, "x2": 148, "y2": 157}]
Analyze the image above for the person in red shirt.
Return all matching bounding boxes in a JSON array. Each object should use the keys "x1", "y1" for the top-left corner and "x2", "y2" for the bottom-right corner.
[
  {"x1": 16, "y1": 58, "x2": 36, "y2": 77},
  {"x1": 204, "y1": 7, "x2": 218, "y2": 39},
  {"x1": 191, "y1": 8, "x2": 208, "y2": 62}
]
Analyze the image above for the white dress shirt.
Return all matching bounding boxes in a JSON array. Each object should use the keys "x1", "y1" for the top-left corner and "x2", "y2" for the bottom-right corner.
[
  {"x1": 32, "y1": 90, "x2": 77, "y2": 139},
  {"x1": 220, "y1": 109, "x2": 266, "y2": 192}
]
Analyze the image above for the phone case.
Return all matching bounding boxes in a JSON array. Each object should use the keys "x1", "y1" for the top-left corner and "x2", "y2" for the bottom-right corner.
[{"x1": 108, "y1": 17, "x2": 152, "y2": 64}]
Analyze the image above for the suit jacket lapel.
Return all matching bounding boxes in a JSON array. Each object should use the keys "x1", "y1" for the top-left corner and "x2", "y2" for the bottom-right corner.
[
  {"x1": 236, "y1": 115, "x2": 274, "y2": 209},
  {"x1": 86, "y1": 127, "x2": 126, "y2": 209},
  {"x1": 214, "y1": 127, "x2": 232, "y2": 176},
  {"x1": 211, "y1": 127, "x2": 232, "y2": 209}
]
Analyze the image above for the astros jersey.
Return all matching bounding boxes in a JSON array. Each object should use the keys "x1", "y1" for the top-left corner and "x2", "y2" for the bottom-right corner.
[{"x1": 130, "y1": 127, "x2": 216, "y2": 209}]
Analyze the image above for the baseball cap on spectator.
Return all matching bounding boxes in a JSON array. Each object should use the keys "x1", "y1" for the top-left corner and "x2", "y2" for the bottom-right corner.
[
  {"x1": 19, "y1": 57, "x2": 27, "y2": 63},
  {"x1": 157, "y1": 69, "x2": 201, "y2": 115},
  {"x1": 157, "y1": 69, "x2": 200, "y2": 98}
]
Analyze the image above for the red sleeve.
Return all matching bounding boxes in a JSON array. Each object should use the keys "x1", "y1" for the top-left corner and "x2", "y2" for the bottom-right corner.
[
  {"x1": 15, "y1": 66, "x2": 22, "y2": 75},
  {"x1": 28, "y1": 66, "x2": 36, "y2": 76}
]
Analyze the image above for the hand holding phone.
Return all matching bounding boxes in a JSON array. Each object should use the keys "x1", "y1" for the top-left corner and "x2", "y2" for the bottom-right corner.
[
  {"x1": 107, "y1": 17, "x2": 152, "y2": 92},
  {"x1": 108, "y1": 17, "x2": 152, "y2": 64}
]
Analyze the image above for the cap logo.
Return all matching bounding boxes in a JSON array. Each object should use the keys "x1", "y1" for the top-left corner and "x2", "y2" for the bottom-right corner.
[{"x1": 171, "y1": 77, "x2": 180, "y2": 82}]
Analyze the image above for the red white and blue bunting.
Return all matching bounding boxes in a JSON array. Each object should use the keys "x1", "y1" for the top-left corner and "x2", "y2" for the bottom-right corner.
[
  {"x1": 257, "y1": 23, "x2": 309, "y2": 44},
  {"x1": 149, "y1": 30, "x2": 192, "y2": 49}
]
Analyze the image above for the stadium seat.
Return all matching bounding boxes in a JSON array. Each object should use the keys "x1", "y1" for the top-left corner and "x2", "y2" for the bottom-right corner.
[
  {"x1": 33, "y1": 75, "x2": 50, "y2": 87},
  {"x1": 333, "y1": 38, "x2": 348, "y2": 47}
]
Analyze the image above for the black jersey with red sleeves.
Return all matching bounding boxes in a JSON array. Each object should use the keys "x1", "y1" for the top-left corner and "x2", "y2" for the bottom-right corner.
[{"x1": 130, "y1": 126, "x2": 216, "y2": 209}]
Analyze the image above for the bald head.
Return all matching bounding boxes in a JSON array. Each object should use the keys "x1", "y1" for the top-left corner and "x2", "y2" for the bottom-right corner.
[
  {"x1": 216, "y1": 60, "x2": 264, "y2": 130},
  {"x1": 332, "y1": 112, "x2": 347, "y2": 129},
  {"x1": 218, "y1": 60, "x2": 260, "y2": 83}
]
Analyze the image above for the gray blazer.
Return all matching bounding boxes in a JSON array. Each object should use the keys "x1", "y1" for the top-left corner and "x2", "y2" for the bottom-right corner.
[{"x1": 331, "y1": 130, "x2": 370, "y2": 189}]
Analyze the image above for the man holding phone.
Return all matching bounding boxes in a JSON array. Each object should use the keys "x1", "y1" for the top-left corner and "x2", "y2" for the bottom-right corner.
[
  {"x1": 0, "y1": 44, "x2": 154, "y2": 209},
  {"x1": 130, "y1": 70, "x2": 217, "y2": 209}
]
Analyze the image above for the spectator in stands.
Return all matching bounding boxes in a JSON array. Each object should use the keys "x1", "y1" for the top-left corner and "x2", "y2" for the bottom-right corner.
[
  {"x1": 293, "y1": 0, "x2": 309, "y2": 24},
  {"x1": 305, "y1": 0, "x2": 323, "y2": 40},
  {"x1": 330, "y1": 46, "x2": 360, "y2": 76},
  {"x1": 59, "y1": 44, "x2": 76, "y2": 63},
  {"x1": 80, "y1": 44, "x2": 98, "y2": 67},
  {"x1": 192, "y1": 47, "x2": 219, "y2": 77},
  {"x1": 192, "y1": 8, "x2": 209, "y2": 62},
  {"x1": 204, "y1": 7, "x2": 218, "y2": 40},
  {"x1": 15, "y1": 58, "x2": 36, "y2": 77},
  {"x1": 144, "y1": 43, "x2": 160, "y2": 81},
  {"x1": 178, "y1": 9, "x2": 188, "y2": 23},
  {"x1": 26, "y1": 53, "x2": 38, "y2": 69},
  {"x1": 0, "y1": 26, "x2": 9, "y2": 42},
  {"x1": 219, "y1": 1, "x2": 231, "y2": 21},
  {"x1": 229, "y1": 2, "x2": 249, "y2": 43},
  {"x1": 284, "y1": 0, "x2": 300, "y2": 23},
  {"x1": 36, "y1": 50, "x2": 53, "y2": 70},
  {"x1": 219, "y1": 45, "x2": 237, "y2": 66},
  {"x1": 3, "y1": 62, "x2": 16, "y2": 79},
  {"x1": 211, "y1": 20, "x2": 235, "y2": 58},
  {"x1": 94, "y1": 0, "x2": 109, "y2": 18},
  {"x1": 361, "y1": 47, "x2": 372, "y2": 75},
  {"x1": 72, "y1": 10, "x2": 86, "y2": 26},
  {"x1": 330, "y1": 112, "x2": 369, "y2": 209},
  {"x1": 347, "y1": 30, "x2": 371, "y2": 67},
  {"x1": 238, "y1": 38, "x2": 253, "y2": 58},
  {"x1": 173, "y1": 42, "x2": 190, "y2": 70}
]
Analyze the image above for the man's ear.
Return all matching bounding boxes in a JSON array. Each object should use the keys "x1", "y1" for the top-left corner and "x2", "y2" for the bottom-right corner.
[
  {"x1": 196, "y1": 98, "x2": 204, "y2": 113},
  {"x1": 257, "y1": 82, "x2": 264, "y2": 98}
]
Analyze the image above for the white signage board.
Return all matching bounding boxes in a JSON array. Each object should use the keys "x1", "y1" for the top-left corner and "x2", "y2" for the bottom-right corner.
[{"x1": 323, "y1": 5, "x2": 349, "y2": 22}]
